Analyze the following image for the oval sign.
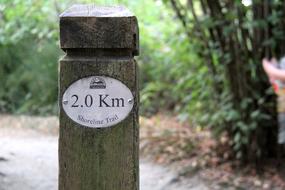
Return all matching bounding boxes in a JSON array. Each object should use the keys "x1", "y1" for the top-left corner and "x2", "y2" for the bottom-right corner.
[{"x1": 62, "y1": 76, "x2": 134, "y2": 128}]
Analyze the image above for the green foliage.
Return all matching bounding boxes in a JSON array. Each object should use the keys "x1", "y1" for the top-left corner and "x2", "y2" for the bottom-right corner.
[
  {"x1": 1, "y1": 0, "x2": 282, "y2": 162},
  {"x1": 163, "y1": 0, "x2": 285, "y2": 161},
  {"x1": 121, "y1": 1, "x2": 209, "y2": 118},
  {"x1": 0, "y1": 0, "x2": 66, "y2": 114}
]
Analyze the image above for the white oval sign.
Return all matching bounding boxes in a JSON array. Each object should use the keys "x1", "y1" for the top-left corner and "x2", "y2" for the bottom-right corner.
[{"x1": 62, "y1": 76, "x2": 134, "y2": 128}]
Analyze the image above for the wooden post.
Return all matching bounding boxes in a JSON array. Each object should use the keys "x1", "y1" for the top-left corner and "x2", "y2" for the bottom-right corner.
[{"x1": 58, "y1": 5, "x2": 139, "y2": 190}]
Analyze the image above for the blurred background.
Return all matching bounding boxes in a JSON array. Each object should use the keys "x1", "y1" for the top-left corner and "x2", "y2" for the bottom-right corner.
[{"x1": 1, "y1": 0, "x2": 285, "y2": 189}]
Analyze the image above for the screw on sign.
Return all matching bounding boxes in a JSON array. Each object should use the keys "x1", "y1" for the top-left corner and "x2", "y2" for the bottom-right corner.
[{"x1": 59, "y1": 5, "x2": 139, "y2": 190}]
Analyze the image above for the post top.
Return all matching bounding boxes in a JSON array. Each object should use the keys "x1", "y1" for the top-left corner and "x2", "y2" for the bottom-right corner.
[
  {"x1": 60, "y1": 4, "x2": 139, "y2": 56},
  {"x1": 60, "y1": 4, "x2": 134, "y2": 17}
]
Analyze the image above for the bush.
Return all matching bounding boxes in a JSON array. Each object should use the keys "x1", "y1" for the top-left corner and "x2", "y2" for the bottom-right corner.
[
  {"x1": 0, "y1": 0, "x2": 65, "y2": 114},
  {"x1": 163, "y1": 0, "x2": 283, "y2": 161}
]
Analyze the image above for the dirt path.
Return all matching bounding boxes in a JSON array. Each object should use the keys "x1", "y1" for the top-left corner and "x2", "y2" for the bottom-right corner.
[
  {"x1": 0, "y1": 136, "x2": 57, "y2": 190},
  {"x1": 0, "y1": 115, "x2": 209, "y2": 190}
]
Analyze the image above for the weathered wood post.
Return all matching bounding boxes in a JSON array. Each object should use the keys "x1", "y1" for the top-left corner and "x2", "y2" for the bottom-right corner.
[{"x1": 59, "y1": 5, "x2": 139, "y2": 190}]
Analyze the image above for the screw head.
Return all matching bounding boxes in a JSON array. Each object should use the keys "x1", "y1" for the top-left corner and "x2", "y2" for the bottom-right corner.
[{"x1": 128, "y1": 99, "x2": 133, "y2": 104}]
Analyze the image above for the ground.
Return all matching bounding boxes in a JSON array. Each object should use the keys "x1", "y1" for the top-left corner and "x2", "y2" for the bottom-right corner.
[
  {"x1": 1, "y1": 114, "x2": 285, "y2": 190},
  {"x1": 140, "y1": 114, "x2": 285, "y2": 190},
  {"x1": 0, "y1": 114, "x2": 209, "y2": 190}
]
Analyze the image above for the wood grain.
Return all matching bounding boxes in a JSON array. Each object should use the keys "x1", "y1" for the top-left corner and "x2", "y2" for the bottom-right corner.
[
  {"x1": 60, "y1": 5, "x2": 139, "y2": 55},
  {"x1": 59, "y1": 5, "x2": 139, "y2": 190}
]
